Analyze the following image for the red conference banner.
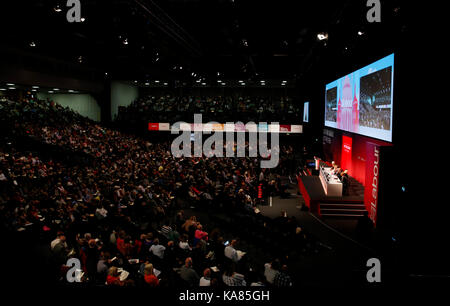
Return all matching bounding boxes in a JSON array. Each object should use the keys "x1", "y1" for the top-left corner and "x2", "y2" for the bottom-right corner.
[
  {"x1": 364, "y1": 142, "x2": 380, "y2": 225},
  {"x1": 341, "y1": 135, "x2": 353, "y2": 173},
  {"x1": 148, "y1": 123, "x2": 159, "y2": 131}
]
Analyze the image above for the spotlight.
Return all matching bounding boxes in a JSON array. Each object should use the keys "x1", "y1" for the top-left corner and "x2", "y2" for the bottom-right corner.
[
  {"x1": 358, "y1": 31, "x2": 364, "y2": 36},
  {"x1": 123, "y1": 38, "x2": 128, "y2": 45},
  {"x1": 80, "y1": 17, "x2": 86, "y2": 22},
  {"x1": 29, "y1": 41, "x2": 36, "y2": 47}
]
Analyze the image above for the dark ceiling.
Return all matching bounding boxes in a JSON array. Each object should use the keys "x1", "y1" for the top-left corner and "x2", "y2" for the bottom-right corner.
[{"x1": 0, "y1": 0, "x2": 411, "y2": 83}]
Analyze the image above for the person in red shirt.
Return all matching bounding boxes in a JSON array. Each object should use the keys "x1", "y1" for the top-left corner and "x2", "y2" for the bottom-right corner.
[{"x1": 143, "y1": 263, "x2": 159, "y2": 287}]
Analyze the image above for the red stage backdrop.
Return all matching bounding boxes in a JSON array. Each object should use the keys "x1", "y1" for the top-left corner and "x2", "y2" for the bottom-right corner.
[{"x1": 324, "y1": 129, "x2": 392, "y2": 225}]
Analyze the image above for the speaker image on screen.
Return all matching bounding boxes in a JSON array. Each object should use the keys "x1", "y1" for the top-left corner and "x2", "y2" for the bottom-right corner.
[
  {"x1": 359, "y1": 66, "x2": 392, "y2": 131},
  {"x1": 325, "y1": 87, "x2": 337, "y2": 123}
]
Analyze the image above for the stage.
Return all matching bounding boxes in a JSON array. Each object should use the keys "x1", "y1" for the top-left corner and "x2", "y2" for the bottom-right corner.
[{"x1": 297, "y1": 175, "x2": 366, "y2": 218}]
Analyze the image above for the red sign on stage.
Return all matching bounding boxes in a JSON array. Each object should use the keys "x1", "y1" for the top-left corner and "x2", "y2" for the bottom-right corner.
[
  {"x1": 364, "y1": 142, "x2": 380, "y2": 225},
  {"x1": 148, "y1": 123, "x2": 159, "y2": 131},
  {"x1": 341, "y1": 135, "x2": 353, "y2": 173}
]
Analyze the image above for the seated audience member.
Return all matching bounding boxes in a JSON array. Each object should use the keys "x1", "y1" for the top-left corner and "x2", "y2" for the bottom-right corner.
[
  {"x1": 199, "y1": 268, "x2": 211, "y2": 286},
  {"x1": 222, "y1": 266, "x2": 247, "y2": 286},
  {"x1": 149, "y1": 238, "x2": 166, "y2": 259},
  {"x1": 180, "y1": 257, "x2": 200, "y2": 287},
  {"x1": 273, "y1": 264, "x2": 293, "y2": 287},
  {"x1": 50, "y1": 232, "x2": 67, "y2": 250},
  {"x1": 106, "y1": 267, "x2": 121, "y2": 286},
  {"x1": 264, "y1": 259, "x2": 281, "y2": 285},
  {"x1": 97, "y1": 251, "x2": 111, "y2": 281},
  {"x1": 179, "y1": 234, "x2": 192, "y2": 251},
  {"x1": 224, "y1": 239, "x2": 243, "y2": 263},
  {"x1": 143, "y1": 263, "x2": 159, "y2": 287},
  {"x1": 194, "y1": 224, "x2": 208, "y2": 246}
]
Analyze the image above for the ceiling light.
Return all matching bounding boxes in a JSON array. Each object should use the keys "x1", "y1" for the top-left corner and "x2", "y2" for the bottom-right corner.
[
  {"x1": 29, "y1": 41, "x2": 36, "y2": 47},
  {"x1": 155, "y1": 80, "x2": 160, "y2": 83},
  {"x1": 123, "y1": 38, "x2": 128, "y2": 45},
  {"x1": 48, "y1": 90, "x2": 54, "y2": 93},
  {"x1": 53, "y1": 88, "x2": 59, "y2": 91},
  {"x1": 145, "y1": 82, "x2": 150, "y2": 86},
  {"x1": 68, "y1": 90, "x2": 74, "y2": 93},
  {"x1": 134, "y1": 80, "x2": 138, "y2": 83},
  {"x1": 241, "y1": 83, "x2": 246, "y2": 86},
  {"x1": 358, "y1": 31, "x2": 364, "y2": 36},
  {"x1": 32, "y1": 86, "x2": 39, "y2": 88},
  {"x1": 238, "y1": 80, "x2": 243, "y2": 83},
  {"x1": 31, "y1": 89, "x2": 37, "y2": 92},
  {"x1": 8, "y1": 87, "x2": 15, "y2": 90},
  {"x1": 221, "y1": 83, "x2": 226, "y2": 85},
  {"x1": 54, "y1": 6, "x2": 62, "y2": 13},
  {"x1": 0, "y1": 88, "x2": 7, "y2": 91},
  {"x1": 163, "y1": 83, "x2": 168, "y2": 86},
  {"x1": 6, "y1": 83, "x2": 14, "y2": 86},
  {"x1": 201, "y1": 83, "x2": 206, "y2": 86},
  {"x1": 80, "y1": 17, "x2": 86, "y2": 22},
  {"x1": 217, "y1": 80, "x2": 222, "y2": 83},
  {"x1": 317, "y1": 32, "x2": 328, "y2": 41}
]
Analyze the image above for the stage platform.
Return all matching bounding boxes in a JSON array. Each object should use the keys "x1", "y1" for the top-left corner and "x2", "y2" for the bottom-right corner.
[{"x1": 297, "y1": 175, "x2": 365, "y2": 217}]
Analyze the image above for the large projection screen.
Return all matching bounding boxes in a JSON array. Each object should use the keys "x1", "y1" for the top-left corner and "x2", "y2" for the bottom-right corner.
[{"x1": 324, "y1": 53, "x2": 394, "y2": 142}]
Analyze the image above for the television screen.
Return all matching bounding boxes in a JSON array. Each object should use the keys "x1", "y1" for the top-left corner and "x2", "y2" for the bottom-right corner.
[
  {"x1": 303, "y1": 102, "x2": 309, "y2": 123},
  {"x1": 324, "y1": 53, "x2": 394, "y2": 142}
]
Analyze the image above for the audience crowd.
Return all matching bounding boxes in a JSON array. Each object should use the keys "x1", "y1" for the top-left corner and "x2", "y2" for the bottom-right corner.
[
  {"x1": 116, "y1": 95, "x2": 302, "y2": 123},
  {"x1": 0, "y1": 97, "x2": 318, "y2": 288}
]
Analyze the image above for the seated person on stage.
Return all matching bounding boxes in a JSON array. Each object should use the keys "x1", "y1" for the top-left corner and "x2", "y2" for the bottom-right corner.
[
  {"x1": 335, "y1": 167, "x2": 342, "y2": 179},
  {"x1": 341, "y1": 170, "x2": 349, "y2": 195},
  {"x1": 331, "y1": 165, "x2": 339, "y2": 175}
]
